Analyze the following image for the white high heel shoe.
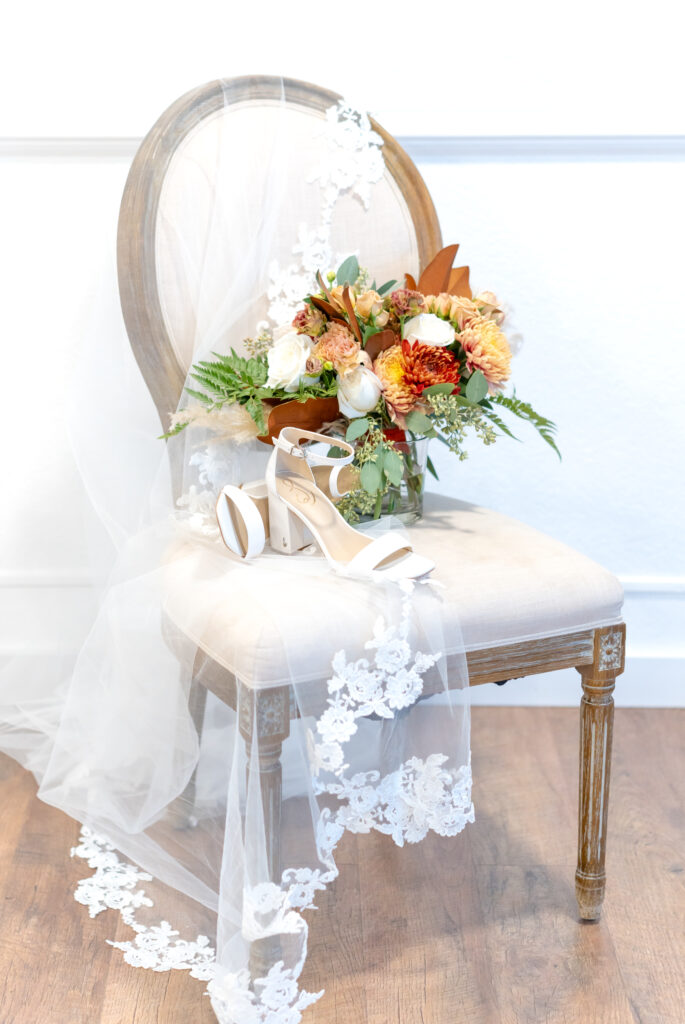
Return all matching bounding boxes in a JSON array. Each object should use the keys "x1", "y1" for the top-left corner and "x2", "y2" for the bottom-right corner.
[
  {"x1": 266, "y1": 427, "x2": 435, "y2": 580},
  {"x1": 216, "y1": 481, "x2": 269, "y2": 560},
  {"x1": 215, "y1": 464, "x2": 360, "y2": 560}
]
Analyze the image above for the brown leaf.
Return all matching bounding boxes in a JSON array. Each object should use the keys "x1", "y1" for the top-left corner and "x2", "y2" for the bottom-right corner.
[
  {"x1": 258, "y1": 396, "x2": 342, "y2": 446},
  {"x1": 310, "y1": 295, "x2": 347, "y2": 325},
  {"x1": 365, "y1": 329, "x2": 400, "y2": 362},
  {"x1": 448, "y1": 265, "x2": 472, "y2": 298},
  {"x1": 342, "y1": 285, "x2": 363, "y2": 345},
  {"x1": 417, "y1": 244, "x2": 460, "y2": 295},
  {"x1": 316, "y1": 270, "x2": 335, "y2": 306},
  {"x1": 405, "y1": 273, "x2": 417, "y2": 289}
]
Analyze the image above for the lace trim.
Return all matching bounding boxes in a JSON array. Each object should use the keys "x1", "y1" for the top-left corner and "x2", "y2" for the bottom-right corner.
[
  {"x1": 74, "y1": 102, "x2": 471, "y2": 1023},
  {"x1": 71, "y1": 829, "x2": 216, "y2": 979},
  {"x1": 265, "y1": 100, "x2": 384, "y2": 328},
  {"x1": 72, "y1": 580, "x2": 473, "y2": 1023}
]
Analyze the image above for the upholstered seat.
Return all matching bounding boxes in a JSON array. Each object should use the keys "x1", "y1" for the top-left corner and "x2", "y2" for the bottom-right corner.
[{"x1": 163, "y1": 493, "x2": 623, "y2": 689}]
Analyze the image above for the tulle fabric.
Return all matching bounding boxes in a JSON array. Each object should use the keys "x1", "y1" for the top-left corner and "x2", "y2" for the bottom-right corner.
[{"x1": 0, "y1": 79, "x2": 472, "y2": 1023}]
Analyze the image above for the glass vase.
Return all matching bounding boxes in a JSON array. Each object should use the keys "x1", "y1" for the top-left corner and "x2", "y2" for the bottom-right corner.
[{"x1": 380, "y1": 434, "x2": 429, "y2": 523}]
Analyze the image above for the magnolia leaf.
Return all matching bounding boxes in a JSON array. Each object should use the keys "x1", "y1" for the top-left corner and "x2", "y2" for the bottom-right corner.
[
  {"x1": 422, "y1": 382, "x2": 457, "y2": 396},
  {"x1": 405, "y1": 410, "x2": 434, "y2": 435},
  {"x1": 310, "y1": 295, "x2": 346, "y2": 323},
  {"x1": 360, "y1": 460, "x2": 383, "y2": 494},
  {"x1": 465, "y1": 370, "x2": 488, "y2": 404},
  {"x1": 342, "y1": 286, "x2": 363, "y2": 345},
  {"x1": 377, "y1": 279, "x2": 397, "y2": 296},
  {"x1": 336, "y1": 255, "x2": 359, "y2": 287},
  {"x1": 383, "y1": 449, "x2": 404, "y2": 486},
  {"x1": 364, "y1": 329, "x2": 398, "y2": 361},
  {"x1": 417, "y1": 244, "x2": 459, "y2": 295},
  {"x1": 448, "y1": 265, "x2": 471, "y2": 299},
  {"x1": 346, "y1": 417, "x2": 370, "y2": 441}
]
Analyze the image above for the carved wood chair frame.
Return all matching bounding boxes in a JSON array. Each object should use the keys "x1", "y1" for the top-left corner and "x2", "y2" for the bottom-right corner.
[{"x1": 118, "y1": 78, "x2": 626, "y2": 972}]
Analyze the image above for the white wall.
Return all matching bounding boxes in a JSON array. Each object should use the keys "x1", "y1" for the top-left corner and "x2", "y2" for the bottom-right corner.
[{"x1": 2, "y1": 0, "x2": 684, "y2": 705}]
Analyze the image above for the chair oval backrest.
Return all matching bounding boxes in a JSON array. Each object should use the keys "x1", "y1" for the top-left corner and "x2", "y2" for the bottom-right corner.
[{"x1": 117, "y1": 76, "x2": 442, "y2": 425}]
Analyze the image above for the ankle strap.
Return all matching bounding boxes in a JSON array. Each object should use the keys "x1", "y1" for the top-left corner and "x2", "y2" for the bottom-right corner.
[{"x1": 274, "y1": 427, "x2": 355, "y2": 466}]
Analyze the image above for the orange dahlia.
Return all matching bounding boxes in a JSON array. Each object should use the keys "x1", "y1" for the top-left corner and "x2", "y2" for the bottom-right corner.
[
  {"x1": 374, "y1": 341, "x2": 460, "y2": 422},
  {"x1": 458, "y1": 317, "x2": 512, "y2": 387}
]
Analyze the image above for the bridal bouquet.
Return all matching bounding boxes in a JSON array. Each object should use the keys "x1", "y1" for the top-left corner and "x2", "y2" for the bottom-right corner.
[{"x1": 168, "y1": 244, "x2": 558, "y2": 520}]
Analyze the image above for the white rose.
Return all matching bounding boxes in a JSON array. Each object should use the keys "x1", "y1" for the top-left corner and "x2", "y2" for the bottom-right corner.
[
  {"x1": 402, "y1": 312, "x2": 455, "y2": 347},
  {"x1": 337, "y1": 366, "x2": 382, "y2": 418},
  {"x1": 266, "y1": 331, "x2": 314, "y2": 392}
]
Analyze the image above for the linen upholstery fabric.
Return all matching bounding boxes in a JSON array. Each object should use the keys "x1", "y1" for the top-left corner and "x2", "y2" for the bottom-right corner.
[{"x1": 163, "y1": 493, "x2": 624, "y2": 688}]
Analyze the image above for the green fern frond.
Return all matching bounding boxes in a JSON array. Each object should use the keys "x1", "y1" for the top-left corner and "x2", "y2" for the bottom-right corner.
[{"x1": 492, "y1": 392, "x2": 560, "y2": 458}]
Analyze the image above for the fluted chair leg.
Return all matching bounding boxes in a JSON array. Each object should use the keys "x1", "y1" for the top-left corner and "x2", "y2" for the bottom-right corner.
[
  {"x1": 239, "y1": 684, "x2": 291, "y2": 982},
  {"x1": 575, "y1": 624, "x2": 625, "y2": 920}
]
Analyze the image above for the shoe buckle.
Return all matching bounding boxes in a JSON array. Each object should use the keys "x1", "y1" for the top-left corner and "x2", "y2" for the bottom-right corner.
[{"x1": 289, "y1": 442, "x2": 307, "y2": 459}]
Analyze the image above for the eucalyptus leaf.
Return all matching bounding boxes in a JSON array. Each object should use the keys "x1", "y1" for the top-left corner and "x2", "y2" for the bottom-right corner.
[
  {"x1": 345, "y1": 417, "x2": 370, "y2": 441},
  {"x1": 422, "y1": 382, "x2": 456, "y2": 396},
  {"x1": 405, "y1": 410, "x2": 434, "y2": 435},
  {"x1": 426, "y1": 454, "x2": 439, "y2": 480},
  {"x1": 383, "y1": 449, "x2": 404, "y2": 486},
  {"x1": 465, "y1": 370, "x2": 488, "y2": 404},
  {"x1": 336, "y1": 255, "x2": 359, "y2": 287},
  {"x1": 360, "y1": 460, "x2": 383, "y2": 494}
]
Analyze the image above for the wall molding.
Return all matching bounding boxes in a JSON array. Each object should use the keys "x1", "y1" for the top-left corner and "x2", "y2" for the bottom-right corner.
[{"x1": 2, "y1": 135, "x2": 684, "y2": 163}]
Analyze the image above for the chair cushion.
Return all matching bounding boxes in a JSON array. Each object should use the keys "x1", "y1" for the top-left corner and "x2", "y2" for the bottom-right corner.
[{"x1": 163, "y1": 493, "x2": 623, "y2": 688}]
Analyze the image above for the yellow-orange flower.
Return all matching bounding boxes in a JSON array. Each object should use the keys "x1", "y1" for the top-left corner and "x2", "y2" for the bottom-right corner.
[
  {"x1": 373, "y1": 344, "x2": 417, "y2": 418},
  {"x1": 458, "y1": 317, "x2": 512, "y2": 386}
]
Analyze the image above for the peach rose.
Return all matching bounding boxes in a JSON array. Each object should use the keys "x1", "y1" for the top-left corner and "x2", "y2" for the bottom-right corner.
[{"x1": 355, "y1": 290, "x2": 389, "y2": 327}]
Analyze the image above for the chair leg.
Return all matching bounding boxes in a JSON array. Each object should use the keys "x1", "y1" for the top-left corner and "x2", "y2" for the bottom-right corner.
[
  {"x1": 575, "y1": 624, "x2": 625, "y2": 920},
  {"x1": 168, "y1": 670, "x2": 208, "y2": 830},
  {"x1": 238, "y1": 684, "x2": 291, "y2": 981}
]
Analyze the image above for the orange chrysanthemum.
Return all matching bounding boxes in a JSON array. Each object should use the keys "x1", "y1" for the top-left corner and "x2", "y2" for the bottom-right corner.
[
  {"x1": 401, "y1": 339, "x2": 461, "y2": 395},
  {"x1": 374, "y1": 341, "x2": 460, "y2": 422},
  {"x1": 458, "y1": 317, "x2": 512, "y2": 387}
]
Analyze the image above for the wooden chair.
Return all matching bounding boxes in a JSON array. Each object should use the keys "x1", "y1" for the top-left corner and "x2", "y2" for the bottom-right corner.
[{"x1": 117, "y1": 77, "x2": 626, "y2": 962}]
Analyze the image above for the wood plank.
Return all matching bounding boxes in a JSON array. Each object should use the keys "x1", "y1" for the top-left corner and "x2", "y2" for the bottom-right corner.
[
  {"x1": 601, "y1": 709, "x2": 685, "y2": 1024},
  {"x1": 1, "y1": 709, "x2": 684, "y2": 1023}
]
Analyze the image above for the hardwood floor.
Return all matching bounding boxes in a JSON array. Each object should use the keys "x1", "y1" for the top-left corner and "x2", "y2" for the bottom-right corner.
[{"x1": 1, "y1": 708, "x2": 683, "y2": 1023}]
